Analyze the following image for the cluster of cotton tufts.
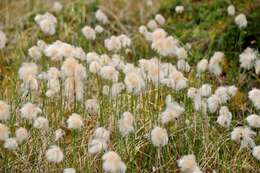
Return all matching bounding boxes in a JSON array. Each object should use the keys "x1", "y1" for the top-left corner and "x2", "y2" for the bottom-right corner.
[
  {"x1": 231, "y1": 126, "x2": 256, "y2": 149},
  {"x1": 102, "y1": 83, "x2": 125, "y2": 98},
  {"x1": 252, "y1": 146, "x2": 260, "y2": 161},
  {"x1": 118, "y1": 112, "x2": 134, "y2": 137},
  {"x1": 138, "y1": 58, "x2": 164, "y2": 84},
  {"x1": 208, "y1": 51, "x2": 224, "y2": 76},
  {"x1": 67, "y1": 113, "x2": 84, "y2": 130},
  {"x1": 0, "y1": 101, "x2": 10, "y2": 121},
  {"x1": 160, "y1": 64, "x2": 188, "y2": 91},
  {"x1": 235, "y1": 13, "x2": 247, "y2": 29},
  {"x1": 100, "y1": 66, "x2": 119, "y2": 82},
  {"x1": 82, "y1": 26, "x2": 96, "y2": 40},
  {"x1": 42, "y1": 67, "x2": 61, "y2": 97},
  {"x1": 33, "y1": 116, "x2": 49, "y2": 132},
  {"x1": 85, "y1": 98, "x2": 99, "y2": 115},
  {"x1": 177, "y1": 154, "x2": 202, "y2": 173},
  {"x1": 151, "y1": 28, "x2": 180, "y2": 57},
  {"x1": 187, "y1": 84, "x2": 212, "y2": 115},
  {"x1": 18, "y1": 62, "x2": 39, "y2": 95},
  {"x1": 20, "y1": 102, "x2": 42, "y2": 121},
  {"x1": 34, "y1": 12, "x2": 57, "y2": 35},
  {"x1": 0, "y1": 30, "x2": 7, "y2": 49},
  {"x1": 227, "y1": 5, "x2": 235, "y2": 16},
  {"x1": 28, "y1": 45, "x2": 42, "y2": 60},
  {"x1": 4, "y1": 138, "x2": 18, "y2": 150},
  {"x1": 95, "y1": 9, "x2": 108, "y2": 24},
  {"x1": 248, "y1": 88, "x2": 260, "y2": 110},
  {"x1": 175, "y1": 6, "x2": 184, "y2": 14},
  {"x1": 52, "y1": 1, "x2": 63, "y2": 12},
  {"x1": 88, "y1": 127, "x2": 110, "y2": 155},
  {"x1": 110, "y1": 82, "x2": 125, "y2": 98},
  {"x1": 160, "y1": 95, "x2": 184, "y2": 124},
  {"x1": 44, "y1": 40, "x2": 86, "y2": 61},
  {"x1": 61, "y1": 57, "x2": 87, "y2": 102},
  {"x1": 239, "y1": 47, "x2": 259, "y2": 74},
  {"x1": 177, "y1": 59, "x2": 190, "y2": 72},
  {"x1": 217, "y1": 106, "x2": 232, "y2": 128},
  {"x1": 207, "y1": 85, "x2": 237, "y2": 113},
  {"x1": 45, "y1": 145, "x2": 64, "y2": 163},
  {"x1": 104, "y1": 35, "x2": 131, "y2": 51},
  {"x1": 124, "y1": 65, "x2": 145, "y2": 95},
  {"x1": 15, "y1": 127, "x2": 29, "y2": 144},
  {"x1": 102, "y1": 151, "x2": 126, "y2": 173},
  {"x1": 0, "y1": 123, "x2": 9, "y2": 141},
  {"x1": 246, "y1": 114, "x2": 260, "y2": 128},
  {"x1": 151, "y1": 126, "x2": 168, "y2": 147}
]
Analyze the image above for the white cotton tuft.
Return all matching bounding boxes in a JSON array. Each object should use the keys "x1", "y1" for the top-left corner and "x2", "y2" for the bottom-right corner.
[
  {"x1": 28, "y1": 46, "x2": 42, "y2": 60},
  {"x1": 231, "y1": 126, "x2": 256, "y2": 148},
  {"x1": 85, "y1": 98, "x2": 99, "y2": 115},
  {"x1": 198, "y1": 84, "x2": 212, "y2": 97},
  {"x1": 208, "y1": 51, "x2": 224, "y2": 76},
  {"x1": 34, "y1": 12, "x2": 57, "y2": 35},
  {"x1": 118, "y1": 112, "x2": 134, "y2": 137},
  {"x1": 207, "y1": 94, "x2": 221, "y2": 113},
  {"x1": 63, "y1": 168, "x2": 76, "y2": 173},
  {"x1": 177, "y1": 154, "x2": 201, "y2": 173},
  {"x1": 239, "y1": 47, "x2": 257, "y2": 70},
  {"x1": 46, "y1": 145, "x2": 64, "y2": 163},
  {"x1": 235, "y1": 13, "x2": 247, "y2": 29},
  {"x1": 175, "y1": 6, "x2": 184, "y2": 14},
  {"x1": 100, "y1": 66, "x2": 119, "y2": 82},
  {"x1": 55, "y1": 128, "x2": 65, "y2": 141},
  {"x1": 161, "y1": 95, "x2": 184, "y2": 124},
  {"x1": 246, "y1": 114, "x2": 260, "y2": 128},
  {"x1": 82, "y1": 26, "x2": 96, "y2": 40},
  {"x1": 147, "y1": 20, "x2": 158, "y2": 30},
  {"x1": 67, "y1": 113, "x2": 84, "y2": 130},
  {"x1": 102, "y1": 151, "x2": 126, "y2": 173},
  {"x1": 0, "y1": 100, "x2": 10, "y2": 121},
  {"x1": 95, "y1": 10, "x2": 108, "y2": 24},
  {"x1": 0, "y1": 123, "x2": 9, "y2": 141},
  {"x1": 177, "y1": 59, "x2": 190, "y2": 72},
  {"x1": 155, "y1": 14, "x2": 165, "y2": 25},
  {"x1": 248, "y1": 88, "x2": 260, "y2": 110},
  {"x1": 227, "y1": 5, "x2": 235, "y2": 16},
  {"x1": 20, "y1": 102, "x2": 42, "y2": 121},
  {"x1": 33, "y1": 116, "x2": 49, "y2": 131},
  {"x1": 15, "y1": 127, "x2": 29, "y2": 143},
  {"x1": 196, "y1": 59, "x2": 208, "y2": 74},
  {"x1": 95, "y1": 25, "x2": 104, "y2": 33},
  {"x1": 4, "y1": 138, "x2": 18, "y2": 150},
  {"x1": 252, "y1": 146, "x2": 260, "y2": 161},
  {"x1": 52, "y1": 1, "x2": 63, "y2": 12},
  {"x1": 217, "y1": 106, "x2": 232, "y2": 128},
  {"x1": 151, "y1": 127, "x2": 168, "y2": 147}
]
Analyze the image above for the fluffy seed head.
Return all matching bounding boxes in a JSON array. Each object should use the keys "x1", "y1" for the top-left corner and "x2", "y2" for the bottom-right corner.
[
  {"x1": 15, "y1": 127, "x2": 29, "y2": 143},
  {"x1": 0, "y1": 101, "x2": 10, "y2": 121},
  {"x1": 151, "y1": 127, "x2": 168, "y2": 147},
  {"x1": 67, "y1": 113, "x2": 84, "y2": 130},
  {"x1": 46, "y1": 145, "x2": 64, "y2": 163}
]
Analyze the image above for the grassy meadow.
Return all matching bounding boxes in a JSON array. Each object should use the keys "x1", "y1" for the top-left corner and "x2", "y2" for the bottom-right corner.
[{"x1": 0, "y1": 0, "x2": 259, "y2": 172}]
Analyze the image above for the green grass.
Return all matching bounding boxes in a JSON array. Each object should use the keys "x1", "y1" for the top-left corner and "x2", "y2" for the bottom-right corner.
[{"x1": 0, "y1": 0, "x2": 259, "y2": 172}]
